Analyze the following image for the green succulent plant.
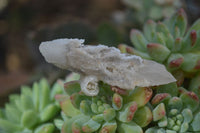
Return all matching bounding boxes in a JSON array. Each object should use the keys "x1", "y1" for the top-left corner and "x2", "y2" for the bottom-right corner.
[
  {"x1": 0, "y1": 78, "x2": 63, "y2": 133},
  {"x1": 145, "y1": 88, "x2": 200, "y2": 133},
  {"x1": 55, "y1": 73, "x2": 155, "y2": 133},
  {"x1": 189, "y1": 74, "x2": 200, "y2": 100},
  {"x1": 118, "y1": 9, "x2": 200, "y2": 87},
  {"x1": 121, "y1": 0, "x2": 182, "y2": 26}
]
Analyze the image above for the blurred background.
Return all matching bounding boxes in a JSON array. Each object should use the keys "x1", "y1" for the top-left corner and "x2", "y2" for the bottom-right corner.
[{"x1": 0, "y1": 0, "x2": 200, "y2": 105}]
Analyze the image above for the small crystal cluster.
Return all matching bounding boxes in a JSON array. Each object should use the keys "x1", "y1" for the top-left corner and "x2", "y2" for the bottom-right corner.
[{"x1": 39, "y1": 38, "x2": 175, "y2": 96}]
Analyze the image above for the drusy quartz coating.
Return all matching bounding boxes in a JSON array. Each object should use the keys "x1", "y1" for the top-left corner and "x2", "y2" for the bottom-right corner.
[{"x1": 39, "y1": 38, "x2": 176, "y2": 96}]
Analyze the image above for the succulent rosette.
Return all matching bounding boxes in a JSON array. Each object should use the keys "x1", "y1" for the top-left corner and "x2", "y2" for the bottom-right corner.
[
  {"x1": 189, "y1": 74, "x2": 200, "y2": 100},
  {"x1": 0, "y1": 79, "x2": 63, "y2": 133},
  {"x1": 55, "y1": 73, "x2": 154, "y2": 133},
  {"x1": 121, "y1": 0, "x2": 182, "y2": 26},
  {"x1": 145, "y1": 88, "x2": 200, "y2": 133},
  {"x1": 118, "y1": 9, "x2": 200, "y2": 87}
]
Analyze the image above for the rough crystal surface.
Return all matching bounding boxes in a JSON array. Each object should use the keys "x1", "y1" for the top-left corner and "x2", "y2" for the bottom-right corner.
[{"x1": 39, "y1": 38, "x2": 176, "y2": 96}]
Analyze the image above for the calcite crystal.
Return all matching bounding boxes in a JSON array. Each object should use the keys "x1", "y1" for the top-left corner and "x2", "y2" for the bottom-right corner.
[{"x1": 39, "y1": 38, "x2": 176, "y2": 96}]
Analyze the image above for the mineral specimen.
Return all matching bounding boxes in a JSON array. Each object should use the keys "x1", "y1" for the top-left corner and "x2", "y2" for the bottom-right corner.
[{"x1": 39, "y1": 38, "x2": 176, "y2": 96}]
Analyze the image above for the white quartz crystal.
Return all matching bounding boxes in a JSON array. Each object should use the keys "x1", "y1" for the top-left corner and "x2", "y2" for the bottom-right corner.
[{"x1": 39, "y1": 38, "x2": 176, "y2": 96}]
